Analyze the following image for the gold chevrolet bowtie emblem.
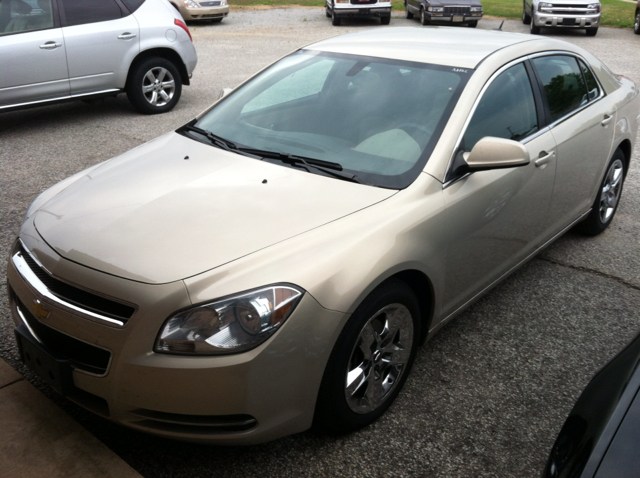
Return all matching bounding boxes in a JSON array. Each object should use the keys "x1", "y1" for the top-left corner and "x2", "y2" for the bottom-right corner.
[{"x1": 32, "y1": 299, "x2": 50, "y2": 320}]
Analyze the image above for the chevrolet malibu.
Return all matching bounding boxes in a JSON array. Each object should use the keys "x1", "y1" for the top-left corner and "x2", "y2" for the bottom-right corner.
[{"x1": 7, "y1": 27, "x2": 639, "y2": 445}]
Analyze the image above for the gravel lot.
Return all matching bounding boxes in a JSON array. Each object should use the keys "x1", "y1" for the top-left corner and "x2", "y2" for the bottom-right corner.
[{"x1": 1, "y1": 11, "x2": 640, "y2": 477}]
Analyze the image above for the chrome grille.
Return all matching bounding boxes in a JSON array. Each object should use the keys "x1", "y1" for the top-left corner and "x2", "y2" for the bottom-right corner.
[{"x1": 443, "y1": 6, "x2": 471, "y2": 14}]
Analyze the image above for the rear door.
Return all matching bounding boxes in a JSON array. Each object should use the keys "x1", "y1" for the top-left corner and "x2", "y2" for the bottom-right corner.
[
  {"x1": 58, "y1": 0, "x2": 139, "y2": 96},
  {"x1": 0, "y1": 0, "x2": 69, "y2": 107},
  {"x1": 530, "y1": 54, "x2": 616, "y2": 240}
]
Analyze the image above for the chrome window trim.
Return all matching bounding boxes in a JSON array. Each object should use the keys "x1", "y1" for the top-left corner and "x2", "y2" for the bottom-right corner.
[
  {"x1": 443, "y1": 51, "x2": 605, "y2": 189},
  {"x1": 11, "y1": 248, "x2": 125, "y2": 327}
]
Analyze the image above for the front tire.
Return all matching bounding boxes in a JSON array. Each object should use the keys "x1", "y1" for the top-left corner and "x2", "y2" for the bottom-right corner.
[
  {"x1": 381, "y1": 14, "x2": 391, "y2": 25},
  {"x1": 314, "y1": 279, "x2": 421, "y2": 434},
  {"x1": 586, "y1": 26, "x2": 598, "y2": 36},
  {"x1": 420, "y1": 7, "x2": 429, "y2": 25},
  {"x1": 331, "y1": 5, "x2": 341, "y2": 25},
  {"x1": 126, "y1": 57, "x2": 182, "y2": 115},
  {"x1": 530, "y1": 17, "x2": 540, "y2": 34},
  {"x1": 577, "y1": 149, "x2": 626, "y2": 236},
  {"x1": 634, "y1": 11, "x2": 640, "y2": 34},
  {"x1": 468, "y1": 20, "x2": 477, "y2": 27}
]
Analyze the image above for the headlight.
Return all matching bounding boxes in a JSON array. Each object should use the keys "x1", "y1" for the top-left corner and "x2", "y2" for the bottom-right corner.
[
  {"x1": 470, "y1": 6, "x2": 482, "y2": 11},
  {"x1": 587, "y1": 2, "x2": 600, "y2": 11},
  {"x1": 220, "y1": 0, "x2": 227, "y2": 4},
  {"x1": 538, "y1": 2, "x2": 553, "y2": 9},
  {"x1": 183, "y1": 0, "x2": 200, "y2": 8},
  {"x1": 428, "y1": 6, "x2": 443, "y2": 12},
  {"x1": 155, "y1": 285, "x2": 304, "y2": 355}
]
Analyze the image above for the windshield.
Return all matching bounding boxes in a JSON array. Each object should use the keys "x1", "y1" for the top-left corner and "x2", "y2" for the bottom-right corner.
[{"x1": 194, "y1": 50, "x2": 472, "y2": 189}]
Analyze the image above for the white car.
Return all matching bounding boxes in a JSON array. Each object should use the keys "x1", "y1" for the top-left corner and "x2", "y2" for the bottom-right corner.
[
  {"x1": 523, "y1": 0, "x2": 601, "y2": 36},
  {"x1": 0, "y1": 0, "x2": 198, "y2": 114}
]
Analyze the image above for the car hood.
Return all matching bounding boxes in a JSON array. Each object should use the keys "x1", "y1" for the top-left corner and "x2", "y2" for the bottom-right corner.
[{"x1": 33, "y1": 132, "x2": 396, "y2": 284}]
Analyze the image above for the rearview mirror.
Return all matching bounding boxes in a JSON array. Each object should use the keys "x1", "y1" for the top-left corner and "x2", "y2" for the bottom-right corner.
[{"x1": 465, "y1": 137, "x2": 530, "y2": 171}]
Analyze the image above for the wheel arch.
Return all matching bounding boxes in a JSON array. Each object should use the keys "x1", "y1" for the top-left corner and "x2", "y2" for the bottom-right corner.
[
  {"x1": 616, "y1": 139, "x2": 632, "y2": 176},
  {"x1": 384, "y1": 269, "x2": 435, "y2": 345},
  {"x1": 126, "y1": 48, "x2": 190, "y2": 88}
]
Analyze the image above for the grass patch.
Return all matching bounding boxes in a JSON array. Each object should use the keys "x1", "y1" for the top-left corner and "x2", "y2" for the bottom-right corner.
[{"x1": 229, "y1": 0, "x2": 637, "y2": 28}]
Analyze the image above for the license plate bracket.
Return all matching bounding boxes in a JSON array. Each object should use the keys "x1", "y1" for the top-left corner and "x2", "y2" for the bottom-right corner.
[
  {"x1": 15, "y1": 325, "x2": 75, "y2": 396},
  {"x1": 453, "y1": 15, "x2": 464, "y2": 22}
]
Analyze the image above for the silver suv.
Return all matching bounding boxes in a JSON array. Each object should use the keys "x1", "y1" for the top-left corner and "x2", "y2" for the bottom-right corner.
[
  {"x1": 0, "y1": 0, "x2": 198, "y2": 114},
  {"x1": 523, "y1": 0, "x2": 601, "y2": 36}
]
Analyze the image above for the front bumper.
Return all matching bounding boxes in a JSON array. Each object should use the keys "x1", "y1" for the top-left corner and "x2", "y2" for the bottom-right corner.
[
  {"x1": 181, "y1": 4, "x2": 229, "y2": 21},
  {"x1": 532, "y1": 10, "x2": 600, "y2": 28},
  {"x1": 426, "y1": 12, "x2": 483, "y2": 23},
  {"x1": 333, "y1": 2, "x2": 392, "y2": 17},
  {"x1": 7, "y1": 234, "x2": 348, "y2": 444}
]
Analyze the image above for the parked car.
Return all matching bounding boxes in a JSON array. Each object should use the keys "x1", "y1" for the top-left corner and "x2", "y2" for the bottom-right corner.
[
  {"x1": 543, "y1": 330, "x2": 640, "y2": 478},
  {"x1": 635, "y1": 0, "x2": 639, "y2": 34},
  {"x1": 7, "y1": 27, "x2": 638, "y2": 445},
  {"x1": 325, "y1": 0, "x2": 391, "y2": 25},
  {"x1": 0, "y1": 0, "x2": 197, "y2": 114},
  {"x1": 167, "y1": 0, "x2": 229, "y2": 23},
  {"x1": 405, "y1": 0, "x2": 482, "y2": 27},
  {"x1": 523, "y1": 0, "x2": 601, "y2": 36}
]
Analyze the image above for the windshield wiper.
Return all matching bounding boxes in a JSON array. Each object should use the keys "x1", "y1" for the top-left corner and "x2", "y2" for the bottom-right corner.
[
  {"x1": 180, "y1": 124, "x2": 262, "y2": 159},
  {"x1": 236, "y1": 148, "x2": 364, "y2": 184}
]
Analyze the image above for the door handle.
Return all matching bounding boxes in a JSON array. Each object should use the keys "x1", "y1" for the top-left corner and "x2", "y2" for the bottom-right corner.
[
  {"x1": 118, "y1": 32, "x2": 137, "y2": 40},
  {"x1": 601, "y1": 114, "x2": 613, "y2": 126},
  {"x1": 534, "y1": 151, "x2": 554, "y2": 168},
  {"x1": 39, "y1": 41, "x2": 62, "y2": 50}
]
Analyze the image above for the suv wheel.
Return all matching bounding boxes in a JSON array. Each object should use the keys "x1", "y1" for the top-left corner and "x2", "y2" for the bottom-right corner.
[
  {"x1": 127, "y1": 57, "x2": 182, "y2": 115},
  {"x1": 381, "y1": 14, "x2": 391, "y2": 24},
  {"x1": 586, "y1": 26, "x2": 598, "y2": 36},
  {"x1": 331, "y1": 4, "x2": 341, "y2": 25},
  {"x1": 635, "y1": 10, "x2": 640, "y2": 34},
  {"x1": 530, "y1": 17, "x2": 541, "y2": 34},
  {"x1": 522, "y1": 1, "x2": 531, "y2": 24}
]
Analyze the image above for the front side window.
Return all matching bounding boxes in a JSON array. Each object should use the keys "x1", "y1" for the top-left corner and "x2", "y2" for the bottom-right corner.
[
  {"x1": 0, "y1": 0, "x2": 55, "y2": 36},
  {"x1": 59, "y1": 0, "x2": 122, "y2": 27},
  {"x1": 193, "y1": 51, "x2": 471, "y2": 189},
  {"x1": 532, "y1": 55, "x2": 588, "y2": 122},
  {"x1": 462, "y1": 62, "x2": 538, "y2": 153}
]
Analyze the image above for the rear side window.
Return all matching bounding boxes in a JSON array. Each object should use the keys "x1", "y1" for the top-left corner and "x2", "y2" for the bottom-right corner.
[
  {"x1": 60, "y1": 0, "x2": 123, "y2": 26},
  {"x1": 532, "y1": 55, "x2": 588, "y2": 122},
  {"x1": 120, "y1": 0, "x2": 145, "y2": 12},
  {"x1": 579, "y1": 60, "x2": 600, "y2": 101},
  {"x1": 462, "y1": 63, "x2": 539, "y2": 152}
]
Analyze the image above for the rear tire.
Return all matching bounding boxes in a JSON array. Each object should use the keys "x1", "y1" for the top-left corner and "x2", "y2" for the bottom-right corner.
[
  {"x1": 576, "y1": 148, "x2": 626, "y2": 236},
  {"x1": 126, "y1": 57, "x2": 182, "y2": 115},
  {"x1": 405, "y1": 1, "x2": 413, "y2": 18},
  {"x1": 586, "y1": 26, "x2": 598, "y2": 36},
  {"x1": 634, "y1": 11, "x2": 640, "y2": 34},
  {"x1": 522, "y1": 1, "x2": 531, "y2": 24}
]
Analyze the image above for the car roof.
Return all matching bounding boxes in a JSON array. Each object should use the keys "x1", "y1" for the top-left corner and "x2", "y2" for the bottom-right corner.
[{"x1": 305, "y1": 27, "x2": 547, "y2": 69}]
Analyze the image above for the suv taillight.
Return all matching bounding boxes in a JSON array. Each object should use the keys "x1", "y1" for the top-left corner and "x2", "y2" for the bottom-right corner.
[{"x1": 174, "y1": 18, "x2": 193, "y2": 41}]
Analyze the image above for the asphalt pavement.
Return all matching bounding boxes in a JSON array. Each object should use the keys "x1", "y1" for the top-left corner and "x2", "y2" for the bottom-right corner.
[{"x1": 1, "y1": 11, "x2": 640, "y2": 478}]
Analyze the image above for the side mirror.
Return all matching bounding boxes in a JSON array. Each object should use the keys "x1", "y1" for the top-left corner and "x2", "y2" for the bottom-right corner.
[
  {"x1": 218, "y1": 87, "x2": 233, "y2": 100},
  {"x1": 465, "y1": 137, "x2": 530, "y2": 171}
]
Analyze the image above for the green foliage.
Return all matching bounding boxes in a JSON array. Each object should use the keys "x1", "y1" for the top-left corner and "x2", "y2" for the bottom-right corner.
[{"x1": 228, "y1": 0, "x2": 637, "y2": 28}]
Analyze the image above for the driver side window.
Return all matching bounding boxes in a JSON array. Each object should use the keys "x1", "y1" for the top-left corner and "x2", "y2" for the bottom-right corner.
[{"x1": 462, "y1": 62, "x2": 539, "y2": 152}]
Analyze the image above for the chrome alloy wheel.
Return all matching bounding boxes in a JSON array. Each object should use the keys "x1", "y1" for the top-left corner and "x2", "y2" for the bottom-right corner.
[
  {"x1": 345, "y1": 303, "x2": 414, "y2": 414},
  {"x1": 142, "y1": 67, "x2": 175, "y2": 107},
  {"x1": 599, "y1": 159, "x2": 624, "y2": 224}
]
